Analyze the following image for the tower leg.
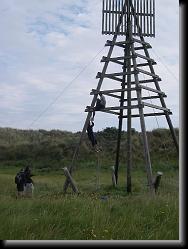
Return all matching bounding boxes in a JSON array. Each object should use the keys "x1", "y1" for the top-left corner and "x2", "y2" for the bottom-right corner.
[
  {"x1": 130, "y1": 37, "x2": 155, "y2": 195},
  {"x1": 126, "y1": 35, "x2": 132, "y2": 193},
  {"x1": 140, "y1": 35, "x2": 179, "y2": 154}
]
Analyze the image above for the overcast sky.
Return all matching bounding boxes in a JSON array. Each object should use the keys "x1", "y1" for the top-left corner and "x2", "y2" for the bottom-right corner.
[{"x1": 0, "y1": 0, "x2": 179, "y2": 132}]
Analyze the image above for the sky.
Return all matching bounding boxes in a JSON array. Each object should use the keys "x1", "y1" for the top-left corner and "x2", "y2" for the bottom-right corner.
[{"x1": 0, "y1": 0, "x2": 179, "y2": 132}]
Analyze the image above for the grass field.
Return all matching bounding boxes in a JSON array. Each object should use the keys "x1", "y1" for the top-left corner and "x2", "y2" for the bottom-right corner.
[{"x1": 0, "y1": 166, "x2": 179, "y2": 241}]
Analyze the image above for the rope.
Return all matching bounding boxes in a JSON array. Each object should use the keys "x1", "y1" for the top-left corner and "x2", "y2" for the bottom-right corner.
[{"x1": 27, "y1": 45, "x2": 105, "y2": 129}]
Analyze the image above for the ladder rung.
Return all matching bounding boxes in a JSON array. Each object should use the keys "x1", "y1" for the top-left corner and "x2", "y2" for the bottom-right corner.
[
  {"x1": 137, "y1": 68, "x2": 160, "y2": 79},
  {"x1": 134, "y1": 45, "x2": 152, "y2": 50},
  {"x1": 142, "y1": 102, "x2": 171, "y2": 112},
  {"x1": 122, "y1": 112, "x2": 172, "y2": 118},
  {"x1": 135, "y1": 53, "x2": 155, "y2": 63},
  {"x1": 133, "y1": 38, "x2": 152, "y2": 47},
  {"x1": 96, "y1": 72, "x2": 122, "y2": 82},
  {"x1": 140, "y1": 85, "x2": 166, "y2": 96}
]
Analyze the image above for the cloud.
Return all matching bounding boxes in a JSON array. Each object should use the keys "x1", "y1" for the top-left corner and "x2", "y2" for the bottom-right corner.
[{"x1": 0, "y1": 0, "x2": 179, "y2": 131}]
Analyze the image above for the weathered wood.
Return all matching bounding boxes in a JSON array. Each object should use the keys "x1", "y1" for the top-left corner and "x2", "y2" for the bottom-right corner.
[
  {"x1": 135, "y1": 52, "x2": 155, "y2": 62},
  {"x1": 122, "y1": 111, "x2": 172, "y2": 119},
  {"x1": 130, "y1": 27, "x2": 155, "y2": 195},
  {"x1": 137, "y1": 68, "x2": 160, "y2": 79},
  {"x1": 142, "y1": 102, "x2": 171, "y2": 112},
  {"x1": 126, "y1": 15, "x2": 132, "y2": 193},
  {"x1": 140, "y1": 85, "x2": 166, "y2": 95},
  {"x1": 63, "y1": 167, "x2": 79, "y2": 194},
  {"x1": 111, "y1": 166, "x2": 117, "y2": 187},
  {"x1": 85, "y1": 105, "x2": 140, "y2": 112}
]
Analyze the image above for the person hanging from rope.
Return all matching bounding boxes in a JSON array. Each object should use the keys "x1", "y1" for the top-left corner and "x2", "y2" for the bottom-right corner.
[
  {"x1": 86, "y1": 92, "x2": 106, "y2": 121},
  {"x1": 86, "y1": 119, "x2": 100, "y2": 152}
]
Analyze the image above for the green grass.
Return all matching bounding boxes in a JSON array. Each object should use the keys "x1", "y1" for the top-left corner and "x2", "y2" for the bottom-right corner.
[{"x1": 0, "y1": 166, "x2": 179, "y2": 240}]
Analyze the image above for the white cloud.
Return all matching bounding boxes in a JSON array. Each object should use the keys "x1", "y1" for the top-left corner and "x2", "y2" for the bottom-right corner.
[{"x1": 0, "y1": 0, "x2": 179, "y2": 131}]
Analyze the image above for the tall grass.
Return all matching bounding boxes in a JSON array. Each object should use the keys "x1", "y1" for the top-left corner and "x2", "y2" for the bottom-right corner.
[{"x1": 0, "y1": 167, "x2": 179, "y2": 240}]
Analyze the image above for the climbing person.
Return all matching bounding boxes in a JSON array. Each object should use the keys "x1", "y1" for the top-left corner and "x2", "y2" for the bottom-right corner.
[
  {"x1": 86, "y1": 93, "x2": 106, "y2": 121},
  {"x1": 24, "y1": 166, "x2": 34, "y2": 198},
  {"x1": 15, "y1": 168, "x2": 26, "y2": 198},
  {"x1": 92, "y1": 93, "x2": 106, "y2": 120},
  {"x1": 87, "y1": 120, "x2": 100, "y2": 152}
]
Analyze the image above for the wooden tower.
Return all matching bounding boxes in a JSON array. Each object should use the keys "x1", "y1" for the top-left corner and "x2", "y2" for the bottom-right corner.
[{"x1": 63, "y1": 0, "x2": 178, "y2": 195}]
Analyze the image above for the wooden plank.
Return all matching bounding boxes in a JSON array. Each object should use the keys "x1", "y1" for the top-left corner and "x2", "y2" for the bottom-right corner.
[
  {"x1": 133, "y1": 0, "x2": 136, "y2": 34},
  {"x1": 90, "y1": 87, "x2": 137, "y2": 95},
  {"x1": 112, "y1": 0, "x2": 115, "y2": 33},
  {"x1": 143, "y1": 0, "x2": 146, "y2": 35},
  {"x1": 134, "y1": 45, "x2": 152, "y2": 50},
  {"x1": 104, "y1": 70, "x2": 137, "y2": 77},
  {"x1": 140, "y1": 0, "x2": 143, "y2": 35},
  {"x1": 105, "y1": 0, "x2": 108, "y2": 34},
  {"x1": 115, "y1": 0, "x2": 118, "y2": 33},
  {"x1": 111, "y1": 166, "x2": 117, "y2": 187},
  {"x1": 124, "y1": 95, "x2": 167, "y2": 102},
  {"x1": 130, "y1": 32, "x2": 155, "y2": 195},
  {"x1": 102, "y1": 0, "x2": 105, "y2": 34},
  {"x1": 135, "y1": 52, "x2": 155, "y2": 62},
  {"x1": 153, "y1": 0, "x2": 155, "y2": 36},
  {"x1": 63, "y1": 167, "x2": 79, "y2": 194},
  {"x1": 137, "y1": 68, "x2": 160, "y2": 79},
  {"x1": 140, "y1": 85, "x2": 166, "y2": 95},
  {"x1": 149, "y1": 0, "x2": 152, "y2": 35},
  {"x1": 146, "y1": 0, "x2": 149, "y2": 36},
  {"x1": 122, "y1": 112, "x2": 172, "y2": 118},
  {"x1": 109, "y1": 0, "x2": 111, "y2": 33},
  {"x1": 142, "y1": 102, "x2": 171, "y2": 112},
  {"x1": 133, "y1": 37, "x2": 151, "y2": 46}
]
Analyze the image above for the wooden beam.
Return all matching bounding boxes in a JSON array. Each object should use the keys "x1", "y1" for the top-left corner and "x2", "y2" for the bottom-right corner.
[
  {"x1": 63, "y1": 167, "x2": 79, "y2": 194},
  {"x1": 142, "y1": 102, "x2": 171, "y2": 112},
  {"x1": 122, "y1": 112, "x2": 172, "y2": 119},
  {"x1": 137, "y1": 68, "x2": 160, "y2": 79},
  {"x1": 140, "y1": 85, "x2": 166, "y2": 95}
]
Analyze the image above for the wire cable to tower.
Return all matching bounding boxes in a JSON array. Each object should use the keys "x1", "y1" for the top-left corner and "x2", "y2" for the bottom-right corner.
[{"x1": 27, "y1": 45, "x2": 106, "y2": 129}]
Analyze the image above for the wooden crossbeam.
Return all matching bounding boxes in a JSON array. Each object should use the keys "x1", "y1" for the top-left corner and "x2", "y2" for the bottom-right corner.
[
  {"x1": 63, "y1": 167, "x2": 79, "y2": 194},
  {"x1": 135, "y1": 52, "x2": 155, "y2": 62},
  {"x1": 122, "y1": 112, "x2": 172, "y2": 119},
  {"x1": 90, "y1": 88, "x2": 137, "y2": 95},
  {"x1": 140, "y1": 85, "x2": 166, "y2": 96},
  {"x1": 142, "y1": 102, "x2": 171, "y2": 112},
  {"x1": 137, "y1": 68, "x2": 160, "y2": 79}
]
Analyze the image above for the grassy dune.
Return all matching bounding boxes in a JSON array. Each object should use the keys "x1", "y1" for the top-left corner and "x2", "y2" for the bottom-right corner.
[{"x1": 0, "y1": 166, "x2": 179, "y2": 241}]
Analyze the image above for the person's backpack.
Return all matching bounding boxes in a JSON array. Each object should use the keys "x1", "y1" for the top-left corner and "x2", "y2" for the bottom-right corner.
[{"x1": 15, "y1": 172, "x2": 23, "y2": 184}]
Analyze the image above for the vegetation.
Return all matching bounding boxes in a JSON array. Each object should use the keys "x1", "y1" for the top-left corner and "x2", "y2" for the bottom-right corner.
[
  {"x1": 0, "y1": 127, "x2": 179, "y2": 240},
  {"x1": 0, "y1": 167, "x2": 178, "y2": 240},
  {"x1": 0, "y1": 127, "x2": 179, "y2": 171}
]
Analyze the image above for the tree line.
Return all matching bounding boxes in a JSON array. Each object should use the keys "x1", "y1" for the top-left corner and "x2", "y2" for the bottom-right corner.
[{"x1": 0, "y1": 127, "x2": 179, "y2": 171}]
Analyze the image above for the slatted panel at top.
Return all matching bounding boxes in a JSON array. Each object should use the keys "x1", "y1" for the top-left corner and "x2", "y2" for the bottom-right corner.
[{"x1": 102, "y1": 0, "x2": 155, "y2": 37}]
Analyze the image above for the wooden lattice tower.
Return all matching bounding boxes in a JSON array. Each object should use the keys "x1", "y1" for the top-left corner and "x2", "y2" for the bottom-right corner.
[{"x1": 63, "y1": 0, "x2": 178, "y2": 195}]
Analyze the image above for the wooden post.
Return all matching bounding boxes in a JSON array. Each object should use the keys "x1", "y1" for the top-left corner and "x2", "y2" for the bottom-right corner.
[
  {"x1": 126, "y1": 3, "x2": 132, "y2": 193},
  {"x1": 63, "y1": 167, "x2": 79, "y2": 194},
  {"x1": 111, "y1": 166, "x2": 117, "y2": 187}
]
